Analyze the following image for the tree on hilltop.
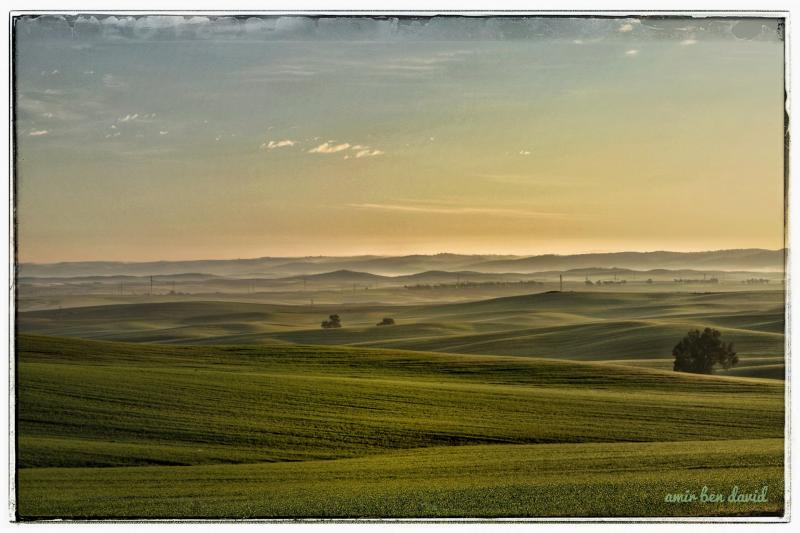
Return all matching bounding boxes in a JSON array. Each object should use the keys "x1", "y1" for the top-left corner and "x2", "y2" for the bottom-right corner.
[
  {"x1": 321, "y1": 314, "x2": 342, "y2": 329},
  {"x1": 672, "y1": 328, "x2": 738, "y2": 374}
]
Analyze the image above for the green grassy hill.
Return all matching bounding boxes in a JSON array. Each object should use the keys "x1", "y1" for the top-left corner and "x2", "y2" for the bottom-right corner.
[{"x1": 16, "y1": 334, "x2": 784, "y2": 518}]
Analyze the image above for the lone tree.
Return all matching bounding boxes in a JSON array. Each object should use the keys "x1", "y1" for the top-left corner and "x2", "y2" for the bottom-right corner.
[
  {"x1": 672, "y1": 328, "x2": 738, "y2": 374},
  {"x1": 321, "y1": 314, "x2": 342, "y2": 329},
  {"x1": 376, "y1": 317, "x2": 395, "y2": 326}
]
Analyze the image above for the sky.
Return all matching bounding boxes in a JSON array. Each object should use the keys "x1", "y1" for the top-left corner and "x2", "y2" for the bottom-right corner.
[{"x1": 14, "y1": 15, "x2": 785, "y2": 262}]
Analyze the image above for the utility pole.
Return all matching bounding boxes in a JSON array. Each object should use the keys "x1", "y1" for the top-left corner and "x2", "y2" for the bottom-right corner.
[
  {"x1": 149, "y1": 276, "x2": 153, "y2": 297},
  {"x1": 559, "y1": 274, "x2": 563, "y2": 292}
]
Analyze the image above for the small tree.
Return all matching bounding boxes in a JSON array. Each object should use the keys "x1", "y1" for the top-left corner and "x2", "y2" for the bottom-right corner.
[
  {"x1": 376, "y1": 317, "x2": 395, "y2": 326},
  {"x1": 672, "y1": 328, "x2": 738, "y2": 374},
  {"x1": 321, "y1": 314, "x2": 342, "y2": 329}
]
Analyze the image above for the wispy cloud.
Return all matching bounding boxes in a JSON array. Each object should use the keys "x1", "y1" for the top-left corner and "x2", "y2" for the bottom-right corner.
[
  {"x1": 261, "y1": 139, "x2": 296, "y2": 150},
  {"x1": 371, "y1": 50, "x2": 473, "y2": 79},
  {"x1": 348, "y1": 202, "x2": 563, "y2": 219},
  {"x1": 625, "y1": 49, "x2": 639, "y2": 56},
  {"x1": 680, "y1": 39, "x2": 698, "y2": 46},
  {"x1": 117, "y1": 112, "x2": 156, "y2": 123},
  {"x1": 235, "y1": 48, "x2": 475, "y2": 88},
  {"x1": 159, "y1": 130, "x2": 169, "y2": 135},
  {"x1": 309, "y1": 141, "x2": 350, "y2": 154},
  {"x1": 354, "y1": 149, "x2": 383, "y2": 159},
  {"x1": 102, "y1": 74, "x2": 126, "y2": 88},
  {"x1": 309, "y1": 141, "x2": 386, "y2": 159},
  {"x1": 519, "y1": 150, "x2": 531, "y2": 156},
  {"x1": 28, "y1": 129, "x2": 49, "y2": 137},
  {"x1": 17, "y1": 92, "x2": 92, "y2": 123},
  {"x1": 618, "y1": 19, "x2": 642, "y2": 33},
  {"x1": 376, "y1": 64, "x2": 438, "y2": 73},
  {"x1": 238, "y1": 64, "x2": 320, "y2": 83},
  {"x1": 17, "y1": 16, "x2": 781, "y2": 46}
]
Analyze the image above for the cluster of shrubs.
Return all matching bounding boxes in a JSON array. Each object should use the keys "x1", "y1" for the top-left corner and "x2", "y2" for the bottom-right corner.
[
  {"x1": 320, "y1": 315, "x2": 396, "y2": 328},
  {"x1": 320, "y1": 314, "x2": 342, "y2": 328},
  {"x1": 405, "y1": 280, "x2": 543, "y2": 290}
]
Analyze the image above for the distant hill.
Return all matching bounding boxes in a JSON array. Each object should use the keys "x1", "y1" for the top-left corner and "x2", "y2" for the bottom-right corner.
[
  {"x1": 273, "y1": 269, "x2": 539, "y2": 285},
  {"x1": 393, "y1": 270, "x2": 537, "y2": 283},
  {"x1": 466, "y1": 249, "x2": 784, "y2": 273},
  {"x1": 284, "y1": 269, "x2": 389, "y2": 283},
  {"x1": 18, "y1": 272, "x2": 221, "y2": 283},
  {"x1": 18, "y1": 248, "x2": 784, "y2": 278}
]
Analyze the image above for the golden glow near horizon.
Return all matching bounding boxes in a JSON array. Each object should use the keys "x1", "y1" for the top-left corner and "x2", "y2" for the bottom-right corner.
[{"x1": 15, "y1": 16, "x2": 785, "y2": 262}]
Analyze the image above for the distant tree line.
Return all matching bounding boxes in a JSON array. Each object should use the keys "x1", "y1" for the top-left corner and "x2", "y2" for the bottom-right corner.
[{"x1": 405, "y1": 280, "x2": 543, "y2": 290}]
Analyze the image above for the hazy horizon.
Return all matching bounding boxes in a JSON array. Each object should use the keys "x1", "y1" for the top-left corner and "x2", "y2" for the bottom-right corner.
[
  {"x1": 15, "y1": 16, "x2": 785, "y2": 263},
  {"x1": 17, "y1": 246, "x2": 786, "y2": 266}
]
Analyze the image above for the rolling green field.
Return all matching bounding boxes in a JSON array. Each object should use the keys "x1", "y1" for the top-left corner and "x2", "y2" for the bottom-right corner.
[
  {"x1": 19, "y1": 440, "x2": 784, "y2": 518},
  {"x1": 18, "y1": 290, "x2": 785, "y2": 379},
  {"x1": 16, "y1": 332, "x2": 785, "y2": 518}
]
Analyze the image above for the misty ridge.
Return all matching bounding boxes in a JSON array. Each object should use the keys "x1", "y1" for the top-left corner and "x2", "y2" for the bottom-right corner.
[{"x1": 18, "y1": 248, "x2": 786, "y2": 279}]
